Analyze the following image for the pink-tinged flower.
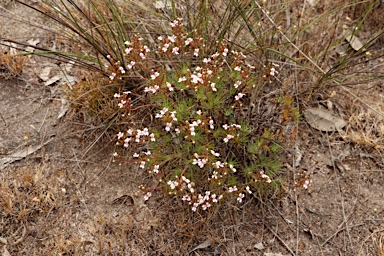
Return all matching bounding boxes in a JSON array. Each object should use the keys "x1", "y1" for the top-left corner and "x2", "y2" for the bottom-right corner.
[
  {"x1": 170, "y1": 111, "x2": 177, "y2": 121},
  {"x1": 229, "y1": 164, "x2": 237, "y2": 173},
  {"x1": 125, "y1": 47, "x2": 132, "y2": 54},
  {"x1": 235, "y1": 93, "x2": 245, "y2": 101},
  {"x1": 187, "y1": 183, "x2": 194, "y2": 193},
  {"x1": 210, "y1": 150, "x2": 220, "y2": 157},
  {"x1": 228, "y1": 186, "x2": 238, "y2": 193},
  {"x1": 155, "y1": 107, "x2": 168, "y2": 118},
  {"x1": 117, "y1": 132, "x2": 124, "y2": 139},
  {"x1": 196, "y1": 110, "x2": 202, "y2": 115},
  {"x1": 123, "y1": 91, "x2": 131, "y2": 95},
  {"x1": 109, "y1": 72, "x2": 116, "y2": 80},
  {"x1": 213, "y1": 161, "x2": 224, "y2": 169},
  {"x1": 211, "y1": 52, "x2": 219, "y2": 58},
  {"x1": 246, "y1": 186, "x2": 253, "y2": 194},
  {"x1": 175, "y1": 128, "x2": 180, "y2": 134},
  {"x1": 166, "y1": 82, "x2": 174, "y2": 91},
  {"x1": 178, "y1": 76, "x2": 187, "y2": 82},
  {"x1": 124, "y1": 41, "x2": 132, "y2": 46},
  {"x1": 192, "y1": 157, "x2": 208, "y2": 169},
  {"x1": 223, "y1": 134, "x2": 234, "y2": 143},
  {"x1": 162, "y1": 43, "x2": 170, "y2": 52},
  {"x1": 153, "y1": 165, "x2": 160, "y2": 174},
  {"x1": 303, "y1": 180, "x2": 310, "y2": 189},
  {"x1": 234, "y1": 66, "x2": 241, "y2": 71},
  {"x1": 144, "y1": 85, "x2": 160, "y2": 94},
  {"x1": 144, "y1": 150, "x2": 151, "y2": 156},
  {"x1": 150, "y1": 133, "x2": 156, "y2": 142},
  {"x1": 185, "y1": 38, "x2": 193, "y2": 45},
  {"x1": 194, "y1": 48, "x2": 199, "y2": 57},
  {"x1": 210, "y1": 83, "x2": 217, "y2": 92},
  {"x1": 168, "y1": 35, "x2": 177, "y2": 43},
  {"x1": 222, "y1": 48, "x2": 229, "y2": 56},
  {"x1": 133, "y1": 153, "x2": 139, "y2": 158},
  {"x1": 211, "y1": 194, "x2": 218, "y2": 203},
  {"x1": 167, "y1": 180, "x2": 179, "y2": 190},
  {"x1": 139, "y1": 161, "x2": 146, "y2": 169},
  {"x1": 139, "y1": 52, "x2": 146, "y2": 59},
  {"x1": 165, "y1": 122, "x2": 172, "y2": 132},
  {"x1": 192, "y1": 202, "x2": 199, "y2": 212},
  {"x1": 127, "y1": 129, "x2": 133, "y2": 135},
  {"x1": 157, "y1": 35, "x2": 164, "y2": 41},
  {"x1": 189, "y1": 127, "x2": 195, "y2": 136},
  {"x1": 211, "y1": 171, "x2": 218, "y2": 179},
  {"x1": 151, "y1": 71, "x2": 160, "y2": 80},
  {"x1": 191, "y1": 73, "x2": 203, "y2": 84},
  {"x1": 234, "y1": 81, "x2": 241, "y2": 88},
  {"x1": 143, "y1": 45, "x2": 150, "y2": 52},
  {"x1": 237, "y1": 193, "x2": 245, "y2": 203},
  {"x1": 113, "y1": 152, "x2": 118, "y2": 157},
  {"x1": 172, "y1": 47, "x2": 179, "y2": 55},
  {"x1": 181, "y1": 176, "x2": 190, "y2": 183},
  {"x1": 170, "y1": 19, "x2": 179, "y2": 27},
  {"x1": 222, "y1": 124, "x2": 229, "y2": 130},
  {"x1": 144, "y1": 192, "x2": 152, "y2": 201},
  {"x1": 138, "y1": 128, "x2": 149, "y2": 136},
  {"x1": 182, "y1": 195, "x2": 191, "y2": 201},
  {"x1": 209, "y1": 119, "x2": 214, "y2": 129},
  {"x1": 127, "y1": 61, "x2": 135, "y2": 69},
  {"x1": 203, "y1": 58, "x2": 211, "y2": 64},
  {"x1": 260, "y1": 170, "x2": 272, "y2": 183},
  {"x1": 114, "y1": 93, "x2": 121, "y2": 98},
  {"x1": 202, "y1": 202, "x2": 211, "y2": 210},
  {"x1": 118, "y1": 100, "x2": 126, "y2": 108},
  {"x1": 270, "y1": 67, "x2": 278, "y2": 76}
]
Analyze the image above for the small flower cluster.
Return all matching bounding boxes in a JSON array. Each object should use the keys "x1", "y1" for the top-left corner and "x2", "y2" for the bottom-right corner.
[
  {"x1": 105, "y1": 34, "x2": 153, "y2": 82},
  {"x1": 115, "y1": 127, "x2": 155, "y2": 149},
  {"x1": 112, "y1": 18, "x2": 282, "y2": 211}
]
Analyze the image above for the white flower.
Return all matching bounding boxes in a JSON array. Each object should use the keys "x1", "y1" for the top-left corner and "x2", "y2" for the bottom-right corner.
[
  {"x1": 166, "y1": 82, "x2": 174, "y2": 91},
  {"x1": 144, "y1": 192, "x2": 152, "y2": 201},
  {"x1": 153, "y1": 165, "x2": 160, "y2": 174},
  {"x1": 235, "y1": 93, "x2": 245, "y2": 101},
  {"x1": 185, "y1": 38, "x2": 193, "y2": 45},
  {"x1": 117, "y1": 132, "x2": 124, "y2": 139},
  {"x1": 125, "y1": 47, "x2": 132, "y2": 54},
  {"x1": 234, "y1": 81, "x2": 241, "y2": 88},
  {"x1": 151, "y1": 72, "x2": 160, "y2": 80},
  {"x1": 172, "y1": 47, "x2": 179, "y2": 55},
  {"x1": 223, "y1": 134, "x2": 234, "y2": 143},
  {"x1": 127, "y1": 61, "x2": 135, "y2": 69},
  {"x1": 178, "y1": 76, "x2": 187, "y2": 82},
  {"x1": 237, "y1": 193, "x2": 245, "y2": 203}
]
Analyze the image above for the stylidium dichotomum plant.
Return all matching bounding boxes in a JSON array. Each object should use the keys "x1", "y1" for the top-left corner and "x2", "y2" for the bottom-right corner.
[{"x1": 109, "y1": 18, "x2": 308, "y2": 211}]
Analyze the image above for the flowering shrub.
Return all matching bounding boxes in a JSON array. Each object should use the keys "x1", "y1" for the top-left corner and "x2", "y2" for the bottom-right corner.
[{"x1": 110, "y1": 18, "x2": 292, "y2": 211}]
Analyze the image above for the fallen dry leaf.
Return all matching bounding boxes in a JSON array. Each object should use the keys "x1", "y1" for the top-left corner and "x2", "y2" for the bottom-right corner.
[{"x1": 304, "y1": 107, "x2": 347, "y2": 132}]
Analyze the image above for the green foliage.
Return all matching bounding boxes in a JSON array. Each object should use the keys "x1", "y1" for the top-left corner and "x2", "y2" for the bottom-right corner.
[{"x1": 108, "y1": 18, "x2": 286, "y2": 211}]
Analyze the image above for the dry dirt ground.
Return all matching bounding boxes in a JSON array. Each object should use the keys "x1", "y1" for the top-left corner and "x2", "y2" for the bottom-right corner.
[{"x1": 1, "y1": 1, "x2": 384, "y2": 256}]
